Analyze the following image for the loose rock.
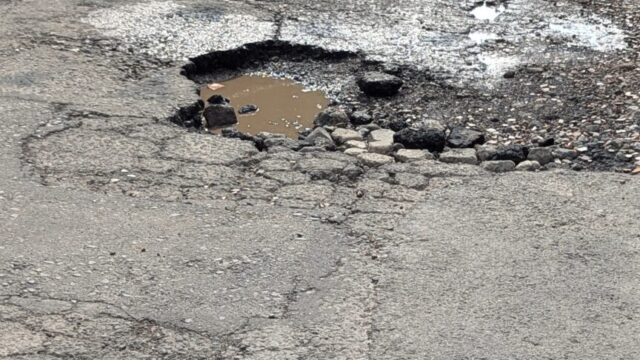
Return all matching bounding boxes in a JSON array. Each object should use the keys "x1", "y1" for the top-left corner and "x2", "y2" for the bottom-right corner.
[
  {"x1": 331, "y1": 128, "x2": 363, "y2": 144},
  {"x1": 439, "y1": 148, "x2": 478, "y2": 165},
  {"x1": 357, "y1": 72, "x2": 403, "y2": 97},
  {"x1": 476, "y1": 144, "x2": 498, "y2": 162},
  {"x1": 527, "y1": 147, "x2": 554, "y2": 165},
  {"x1": 447, "y1": 127, "x2": 485, "y2": 148},
  {"x1": 394, "y1": 127, "x2": 446, "y2": 152},
  {"x1": 203, "y1": 104, "x2": 238, "y2": 128},
  {"x1": 395, "y1": 149, "x2": 431, "y2": 162},
  {"x1": 344, "y1": 148, "x2": 367, "y2": 156},
  {"x1": 305, "y1": 127, "x2": 334, "y2": 147},
  {"x1": 368, "y1": 129, "x2": 395, "y2": 154},
  {"x1": 350, "y1": 111, "x2": 373, "y2": 125},
  {"x1": 357, "y1": 153, "x2": 395, "y2": 167},
  {"x1": 344, "y1": 140, "x2": 367, "y2": 149},
  {"x1": 553, "y1": 148, "x2": 578, "y2": 160},
  {"x1": 515, "y1": 160, "x2": 542, "y2": 171},
  {"x1": 238, "y1": 104, "x2": 258, "y2": 114},
  {"x1": 481, "y1": 160, "x2": 516, "y2": 173},
  {"x1": 206, "y1": 94, "x2": 230, "y2": 104},
  {"x1": 314, "y1": 108, "x2": 349, "y2": 127},
  {"x1": 494, "y1": 144, "x2": 528, "y2": 164}
]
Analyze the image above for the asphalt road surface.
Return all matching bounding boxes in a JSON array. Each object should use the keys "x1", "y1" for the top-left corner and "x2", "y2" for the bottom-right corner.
[{"x1": 1, "y1": 0, "x2": 639, "y2": 359}]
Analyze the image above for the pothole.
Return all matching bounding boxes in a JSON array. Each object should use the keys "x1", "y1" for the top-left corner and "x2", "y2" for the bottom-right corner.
[{"x1": 200, "y1": 75, "x2": 329, "y2": 138}]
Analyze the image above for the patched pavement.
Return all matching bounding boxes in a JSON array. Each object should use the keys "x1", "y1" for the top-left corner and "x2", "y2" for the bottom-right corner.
[{"x1": 1, "y1": 0, "x2": 640, "y2": 359}]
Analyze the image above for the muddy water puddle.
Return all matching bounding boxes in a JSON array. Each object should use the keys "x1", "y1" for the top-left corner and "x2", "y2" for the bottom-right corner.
[{"x1": 200, "y1": 75, "x2": 329, "y2": 138}]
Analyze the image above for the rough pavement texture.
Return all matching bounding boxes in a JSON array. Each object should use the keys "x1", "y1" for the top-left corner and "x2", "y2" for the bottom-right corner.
[{"x1": 1, "y1": 0, "x2": 640, "y2": 359}]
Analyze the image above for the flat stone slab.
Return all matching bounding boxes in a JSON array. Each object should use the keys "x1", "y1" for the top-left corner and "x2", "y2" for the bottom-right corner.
[
  {"x1": 394, "y1": 149, "x2": 430, "y2": 162},
  {"x1": 439, "y1": 148, "x2": 478, "y2": 165},
  {"x1": 357, "y1": 152, "x2": 395, "y2": 167},
  {"x1": 331, "y1": 128, "x2": 363, "y2": 144}
]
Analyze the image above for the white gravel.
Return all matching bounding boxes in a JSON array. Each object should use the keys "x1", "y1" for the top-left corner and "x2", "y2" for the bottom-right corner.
[{"x1": 83, "y1": 0, "x2": 628, "y2": 85}]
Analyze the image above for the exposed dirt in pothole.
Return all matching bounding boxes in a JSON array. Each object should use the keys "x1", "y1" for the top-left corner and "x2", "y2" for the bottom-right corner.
[{"x1": 200, "y1": 75, "x2": 328, "y2": 138}]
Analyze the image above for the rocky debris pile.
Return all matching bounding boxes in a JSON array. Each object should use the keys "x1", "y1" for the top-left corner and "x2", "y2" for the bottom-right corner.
[{"x1": 215, "y1": 103, "x2": 637, "y2": 174}]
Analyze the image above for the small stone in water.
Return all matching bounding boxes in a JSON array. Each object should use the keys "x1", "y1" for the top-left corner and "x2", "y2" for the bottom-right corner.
[
  {"x1": 207, "y1": 83, "x2": 225, "y2": 92},
  {"x1": 239, "y1": 104, "x2": 259, "y2": 114}
]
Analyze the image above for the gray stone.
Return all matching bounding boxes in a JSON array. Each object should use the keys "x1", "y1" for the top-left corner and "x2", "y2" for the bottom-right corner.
[
  {"x1": 257, "y1": 132, "x2": 286, "y2": 139},
  {"x1": 357, "y1": 153, "x2": 395, "y2": 167},
  {"x1": 476, "y1": 144, "x2": 498, "y2": 162},
  {"x1": 494, "y1": 144, "x2": 528, "y2": 164},
  {"x1": 395, "y1": 149, "x2": 429, "y2": 162},
  {"x1": 553, "y1": 148, "x2": 579, "y2": 160},
  {"x1": 203, "y1": 104, "x2": 238, "y2": 128},
  {"x1": 344, "y1": 148, "x2": 367, "y2": 156},
  {"x1": 314, "y1": 108, "x2": 350, "y2": 127},
  {"x1": 263, "y1": 137, "x2": 302, "y2": 150},
  {"x1": 439, "y1": 148, "x2": 478, "y2": 165},
  {"x1": 368, "y1": 129, "x2": 395, "y2": 142},
  {"x1": 368, "y1": 129, "x2": 395, "y2": 154},
  {"x1": 369, "y1": 141, "x2": 394, "y2": 154},
  {"x1": 298, "y1": 146, "x2": 327, "y2": 153},
  {"x1": 394, "y1": 127, "x2": 446, "y2": 152},
  {"x1": 420, "y1": 120, "x2": 446, "y2": 132},
  {"x1": 527, "y1": 147, "x2": 554, "y2": 165},
  {"x1": 515, "y1": 160, "x2": 542, "y2": 171},
  {"x1": 481, "y1": 160, "x2": 516, "y2": 173},
  {"x1": 345, "y1": 140, "x2": 367, "y2": 149},
  {"x1": 447, "y1": 127, "x2": 485, "y2": 148},
  {"x1": 350, "y1": 111, "x2": 373, "y2": 125},
  {"x1": 357, "y1": 72, "x2": 403, "y2": 97},
  {"x1": 331, "y1": 128, "x2": 363, "y2": 144},
  {"x1": 305, "y1": 127, "x2": 335, "y2": 147}
]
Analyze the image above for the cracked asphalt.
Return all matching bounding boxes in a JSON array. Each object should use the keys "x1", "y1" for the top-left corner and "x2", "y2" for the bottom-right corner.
[{"x1": 1, "y1": 0, "x2": 640, "y2": 359}]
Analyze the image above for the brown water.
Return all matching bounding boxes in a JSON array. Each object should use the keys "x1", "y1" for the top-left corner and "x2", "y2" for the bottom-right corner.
[{"x1": 200, "y1": 75, "x2": 329, "y2": 138}]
